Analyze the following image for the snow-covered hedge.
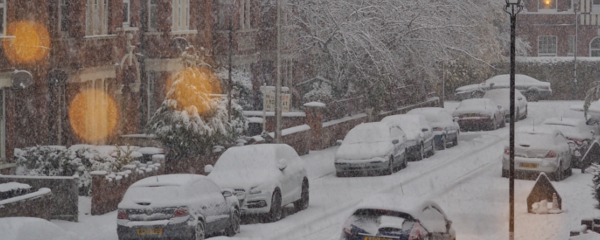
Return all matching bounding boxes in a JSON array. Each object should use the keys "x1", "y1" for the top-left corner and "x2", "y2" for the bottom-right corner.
[{"x1": 14, "y1": 145, "x2": 139, "y2": 196}]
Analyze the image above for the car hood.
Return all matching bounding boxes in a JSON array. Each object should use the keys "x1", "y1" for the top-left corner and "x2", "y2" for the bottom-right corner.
[
  {"x1": 453, "y1": 106, "x2": 495, "y2": 116},
  {"x1": 456, "y1": 83, "x2": 481, "y2": 92},
  {"x1": 335, "y1": 141, "x2": 393, "y2": 160},
  {"x1": 209, "y1": 170, "x2": 278, "y2": 190}
]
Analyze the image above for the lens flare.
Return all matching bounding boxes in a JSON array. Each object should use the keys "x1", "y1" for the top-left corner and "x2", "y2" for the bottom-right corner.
[
  {"x1": 3, "y1": 21, "x2": 50, "y2": 64},
  {"x1": 166, "y1": 67, "x2": 222, "y2": 114},
  {"x1": 69, "y1": 89, "x2": 119, "y2": 142}
]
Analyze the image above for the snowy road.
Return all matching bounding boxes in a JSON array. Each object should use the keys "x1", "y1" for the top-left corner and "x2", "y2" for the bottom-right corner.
[{"x1": 53, "y1": 101, "x2": 600, "y2": 240}]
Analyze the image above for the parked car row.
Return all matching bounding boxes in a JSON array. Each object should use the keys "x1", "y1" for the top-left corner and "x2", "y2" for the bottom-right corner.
[
  {"x1": 451, "y1": 88, "x2": 528, "y2": 131},
  {"x1": 455, "y1": 74, "x2": 552, "y2": 101},
  {"x1": 117, "y1": 144, "x2": 309, "y2": 240},
  {"x1": 334, "y1": 107, "x2": 460, "y2": 177}
]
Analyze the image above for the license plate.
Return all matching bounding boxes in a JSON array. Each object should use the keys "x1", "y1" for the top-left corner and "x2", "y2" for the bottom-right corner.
[
  {"x1": 364, "y1": 237, "x2": 393, "y2": 240},
  {"x1": 137, "y1": 228, "x2": 162, "y2": 235},
  {"x1": 520, "y1": 163, "x2": 538, "y2": 168}
]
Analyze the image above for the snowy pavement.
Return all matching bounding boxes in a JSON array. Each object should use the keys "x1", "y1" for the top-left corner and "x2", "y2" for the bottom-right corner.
[{"x1": 52, "y1": 101, "x2": 600, "y2": 240}]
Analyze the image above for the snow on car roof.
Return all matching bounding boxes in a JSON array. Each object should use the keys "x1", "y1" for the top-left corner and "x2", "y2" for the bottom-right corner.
[
  {"x1": 214, "y1": 144, "x2": 297, "y2": 170},
  {"x1": 131, "y1": 174, "x2": 206, "y2": 187},
  {"x1": 485, "y1": 74, "x2": 549, "y2": 86},
  {"x1": 381, "y1": 115, "x2": 423, "y2": 139},
  {"x1": 344, "y1": 122, "x2": 392, "y2": 143},
  {"x1": 542, "y1": 117, "x2": 583, "y2": 127}
]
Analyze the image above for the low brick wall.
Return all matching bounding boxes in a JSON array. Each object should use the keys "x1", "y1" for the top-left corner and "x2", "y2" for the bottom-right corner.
[
  {"x1": 165, "y1": 153, "x2": 221, "y2": 175},
  {"x1": 90, "y1": 161, "x2": 163, "y2": 215},
  {"x1": 279, "y1": 124, "x2": 311, "y2": 156},
  {"x1": 0, "y1": 188, "x2": 53, "y2": 220},
  {"x1": 0, "y1": 175, "x2": 78, "y2": 221}
]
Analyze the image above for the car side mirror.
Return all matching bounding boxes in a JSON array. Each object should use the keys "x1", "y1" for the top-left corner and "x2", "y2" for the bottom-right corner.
[
  {"x1": 204, "y1": 165, "x2": 213, "y2": 174},
  {"x1": 277, "y1": 158, "x2": 288, "y2": 171},
  {"x1": 422, "y1": 128, "x2": 428, "y2": 132},
  {"x1": 392, "y1": 139, "x2": 399, "y2": 144},
  {"x1": 222, "y1": 190, "x2": 233, "y2": 197}
]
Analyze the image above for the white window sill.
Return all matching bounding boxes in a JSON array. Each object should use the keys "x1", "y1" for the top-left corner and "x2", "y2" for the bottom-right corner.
[
  {"x1": 116, "y1": 27, "x2": 139, "y2": 32},
  {"x1": 83, "y1": 34, "x2": 117, "y2": 40},
  {"x1": 144, "y1": 30, "x2": 198, "y2": 36},
  {"x1": 0, "y1": 36, "x2": 15, "y2": 39}
]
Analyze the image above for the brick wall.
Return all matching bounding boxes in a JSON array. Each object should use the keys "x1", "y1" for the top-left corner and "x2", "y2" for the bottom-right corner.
[
  {"x1": 0, "y1": 188, "x2": 53, "y2": 220},
  {"x1": 90, "y1": 161, "x2": 163, "y2": 215},
  {"x1": 0, "y1": 175, "x2": 79, "y2": 221}
]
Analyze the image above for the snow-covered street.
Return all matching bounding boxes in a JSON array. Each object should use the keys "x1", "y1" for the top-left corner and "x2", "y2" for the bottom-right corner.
[{"x1": 52, "y1": 101, "x2": 600, "y2": 240}]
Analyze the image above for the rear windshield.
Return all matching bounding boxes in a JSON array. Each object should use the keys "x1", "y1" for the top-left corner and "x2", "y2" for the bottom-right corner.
[
  {"x1": 123, "y1": 185, "x2": 182, "y2": 201},
  {"x1": 346, "y1": 209, "x2": 417, "y2": 236}
]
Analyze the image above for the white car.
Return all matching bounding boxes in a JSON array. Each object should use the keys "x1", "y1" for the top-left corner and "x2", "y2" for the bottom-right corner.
[
  {"x1": 541, "y1": 117, "x2": 596, "y2": 168},
  {"x1": 340, "y1": 194, "x2": 456, "y2": 240},
  {"x1": 334, "y1": 122, "x2": 409, "y2": 177},
  {"x1": 205, "y1": 144, "x2": 309, "y2": 222},
  {"x1": 117, "y1": 174, "x2": 240, "y2": 240},
  {"x1": 502, "y1": 126, "x2": 572, "y2": 181},
  {"x1": 407, "y1": 107, "x2": 460, "y2": 149},
  {"x1": 0, "y1": 217, "x2": 79, "y2": 240},
  {"x1": 483, "y1": 88, "x2": 528, "y2": 121},
  {"x1": 381, "y1": 114, "x2": 435, "y2": 160},
  {"x1": 455, "y1": 74, "x2": 552, "y2": 101}
]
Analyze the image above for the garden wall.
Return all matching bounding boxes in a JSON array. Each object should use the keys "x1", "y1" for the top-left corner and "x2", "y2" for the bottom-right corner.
[
  {"x1": 0, "y1": 175, "x2": 78, "y2": 221},
  {"x1": 0, "y1": 188, "x2": 53, "y2": 220},
  {"x1": 90, "y1": 161, "x2": 163, "y2": 215}
]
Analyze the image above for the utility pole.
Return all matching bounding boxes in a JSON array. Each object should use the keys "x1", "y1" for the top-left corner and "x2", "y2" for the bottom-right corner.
[
  {"x1": 574, "y1": 0, "x2": 579, "y2": 99},
  {"x1": 228, "y1": 0, "x2": 236, "y2": 121},
  {"x1": 275, "y1": 0, "x2": 282, "y2": 143}
]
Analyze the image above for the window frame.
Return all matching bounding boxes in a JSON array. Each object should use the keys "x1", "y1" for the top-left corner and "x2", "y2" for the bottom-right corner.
[
  {"x1": 590, "y1": 37, "x2": 600, "y2": 56},
  {"x1": 538, "y1": 0, "x2": 557, "y2": 11},
  {"x1": 0, "y1": 0, "x2": 6, "y2": 36},
  {"x1": 538, "y1": 35, "x2": 557, "y2": 57},
  {"x1": 568, "y1": 35, "x2": 575, "y2": 56},
  {"x1": 148, "y1": 0, "x2": 158, "y2": 32},
  {"x1": 172, "y1": 0, "x2": 190, "y2": 32},
  {"x1": 239, "y1": 0, "x2": 251, "y2": 29},
  {"x1": 123, "y1": 0, "x2": 131, "y2": 27},
  {"x1": 86, "y1": 0, "x2": 109, "y2": 36}
]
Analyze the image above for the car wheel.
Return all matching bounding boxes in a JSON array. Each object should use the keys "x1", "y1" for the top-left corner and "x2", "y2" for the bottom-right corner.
[
  {"x1": 335, "y1": 171, "x2": 346, "y2": 177},
  {"x1": 294, "y1": 179, "x2": 309, "y2": 211},
  {"x1": 439, "y1": 135, "x2": 447, "y2": 150},
  {"x1": 490, "y1": 117, "x2": 498, "y2": 130},
  {"x1": 194, "y1": 220, "x2": 205, "y2": 240},
  {"x1": 500, "y1": 116, "x2": 506, "y2": 128},
  {"x1": 529, "y1": 92, "x2": 539, "y2": 102},
  {"x1": 452, "y1": 134, "x2": 458, "y2": 146},
  {"x1": 553, "y1": 163, "x2": 563, "y2": 181},
  {"x1": 428, "y1": 140, "x2": 436, "y2": 156},
  {"x1": 402, "y1": 151, "x2": 408, "y2": 169},
  {"x1": 266, "y1": 191, "x2": 283, "y2": 222},
  {"x1": 564, "y1": 163, "x2": 572, "y2": 178},
  {"x1": 522, "y1": 107, "x2": 528, "y2": 120},
  {"x1": 386, "y1": 156, "x2": 394, "y2": 175},
  {"x1": 226, "y1": 208, "x2": 240, "y2": 236},
  {"x1": 416, "y1": 143, "x2": 425, "y2": 161}
]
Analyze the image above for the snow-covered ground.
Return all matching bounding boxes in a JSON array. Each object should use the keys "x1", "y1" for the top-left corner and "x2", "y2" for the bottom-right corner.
[{"x1": 51, "y1": 101, "x2": 600, "y2": 240}]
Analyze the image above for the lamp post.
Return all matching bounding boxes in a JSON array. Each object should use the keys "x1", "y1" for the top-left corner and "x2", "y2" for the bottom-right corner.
[
  {"x1": 503, "y1": 1, "x2": 522, "y2": 240},
  {"x1": 574, "y1": 0, "x2": 579, "y2": 99}
]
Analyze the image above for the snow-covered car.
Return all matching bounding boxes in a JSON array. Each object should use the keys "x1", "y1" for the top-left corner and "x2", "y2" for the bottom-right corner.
[
  {"x1": 452, "y1": 98, "x2": 505, "y2": 131},
  {"x1": 502, "y1": 126, "x2": 572, "y2": 181},
  {"x1": 0, "y1": 217, "x2": 79, "y2": 240},
  {"x1": 339, "y1": 194, "x2": 456, "y2": 240},
  {"x1": 381, "y1": 114, "x2": 435, "y2": 160},
  {"x1": 335, "y1": 122, "x2": 409, "y2": 177},
  {"x1": 455, "y1": 74, "x2": 552, "y2": 101},
  {"x1": 406, "y1": 107, "x2": 460, "y2": 149},
  {"x1": 482, "y1": 88, "x2": 528, "y2": 121},
  {"x1": 205, "y1": 144, "x2": 309, "y2": 222},
  {"x1": 116, "y1": 174, "x2": 240, "y2": 240},
  {"x1": 541, "y1": 117, "x2": 596, "y2": 168}
]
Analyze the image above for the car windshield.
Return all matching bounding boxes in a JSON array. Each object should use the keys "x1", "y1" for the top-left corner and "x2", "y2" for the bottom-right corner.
[
  {"x1": 122, "y1": 185, "x2": 182, "y2": 202},
  {"x1": 343, "y1": 124, "x2": 389, "y2": 144},
  {"x1": 346, "y1": 209, "x2": 417, "y2": 235},
  {"x1": 214, "y1": 148, "x2": 276, "y2": 171}
]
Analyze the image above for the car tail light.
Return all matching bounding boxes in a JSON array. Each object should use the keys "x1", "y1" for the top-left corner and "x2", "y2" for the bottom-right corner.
[
  {"x1": 504, "y1": 148, "x2": 510, "y2": 155},
  {"x1": 117, "y1": 210, "x2": 128, "y2": 220},
  {"x1": 408, "y1": 221, "x2": 424, "y2": 240},
  {"x1": 545, "y1": 151, "x2": 557, "y2": 158},
  {"x1": 433, "y1": 127, "x2": 442, "y2": 131},
  {"x1": 342, "y1": 215, "x2": 357, "y2": 236},
  {"x1": 567, "y1": 137, "x2": 584, "y2": 144},
  {"x1": 173, "y1": 208, "x2": 189, "y2": 217}
]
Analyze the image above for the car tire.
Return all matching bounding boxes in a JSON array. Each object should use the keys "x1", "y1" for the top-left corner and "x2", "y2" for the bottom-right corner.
[
  {"x1": 402, "y1": 151, "x2": 408, "y2": 169},
  {"x1": 294, "y1": 179, "x2": 309, "y2": 211},
  {"x1": 335, "y1": 171, "x2": 346, "y2": 178},
  {"x1": 386, "y1": 156, "x2": 394, "y2": 175},
  {"x1": 564, "y1": 164, "x2": 572, "y2": 178},
  {"x1": 522, "y1": 107, "x2": 528, "y2": 120},
  {"x1": 553, "y1": 163, "x2": 563, "y2": 181},
  {"x1": 452, "y1": 134, "x2": 458, "y2": 146},
  {"x1": 194, "y1": 220, "x2": 205, "y2": 240},
  {"x1": 416, "y1": 143, "x2": 425, "y2": 161},
  {"x1": 490, "y1": 117, "x2": 497, "y2": 130},
  {"x1": 439, "y1": 135, "x2": 447, "y2": 150},
  {"x1": 266, "y1": 191, "x2": 283, "y2": 222},
  {"x1": 226, "y1": 208, "x2": 240, "y2": 236},
  {"x1": 428, "y1": 141, "x2": 436, "y2": 156},
  {"x1": 529, "y1": 92, "x2": 539, "y2": 102}
]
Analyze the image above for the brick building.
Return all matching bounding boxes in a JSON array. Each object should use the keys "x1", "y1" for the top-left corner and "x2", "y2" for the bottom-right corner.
[
  {"x1": 519, "y1": 0, "x2": 600, "y2": 57},
  {"x1": 0, "y1": 0, "x2": 313, "y2": 163}
]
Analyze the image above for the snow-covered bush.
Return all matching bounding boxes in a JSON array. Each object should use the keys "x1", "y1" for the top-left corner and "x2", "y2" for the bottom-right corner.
[
  {"x1": 303, "y1": 81, "x2": 333, "y2": 103},
  {"x1": 14, "y1": 145, "x2": 139, "y2": 196},
  {"x1": 148, "y1": 66, "x2": 247, "y2": 160}
]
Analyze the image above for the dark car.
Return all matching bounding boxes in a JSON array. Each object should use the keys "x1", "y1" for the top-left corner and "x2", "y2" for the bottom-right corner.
[
  {"x1": 116, "y1": 174, "x2": 240, "y2": 240},
  {"x1": 340, "y1": 194, "x2": 456, "y2": 240},
  {"x1": 452, "y1": 98, "x2": 505, "y2": 131}
]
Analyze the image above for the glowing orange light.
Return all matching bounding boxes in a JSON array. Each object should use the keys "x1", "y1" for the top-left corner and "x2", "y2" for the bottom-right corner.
[
  {"x1": 69, "y1": 89, "x2": 119, "y2": 142},
  {"x1": 3, "y1": 21, "x2": 50, "y2": 64},
  {"x1": 166, "y1": 67, "x2": 222, "y2": 114},
  {"x1": 545, "y1": 0, "x2": 550, "y2": 5}
]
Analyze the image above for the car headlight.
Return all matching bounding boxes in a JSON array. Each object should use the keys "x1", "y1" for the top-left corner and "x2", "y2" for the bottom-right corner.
[{"x1": 249, "y1": 184, "x2": 270, "y2": 195}]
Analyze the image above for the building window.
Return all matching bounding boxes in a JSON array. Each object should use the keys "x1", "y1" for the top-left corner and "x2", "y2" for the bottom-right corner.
[
  {"x1": 538, "y1": 36, "x2": 557, "y2": 56},
  {"x1": 148, "y1": 0, "x2": 158, "y2": 31},
  {"x1": 146, "y1": 72, "x2": 157, "y2": 121},
  {"x1": 239, "y1": 0, "x2": 251, "y2": 29},
  {"x1": 568, "y1": 35, "x2": 575, "y2": 56},
  {"x1": 59, "y1": 0, "x2": 69, "y2": 33},
  {"x1": 172, "y1": 0, "x2": 190, "y2": 31},
  {"x1": 539, "y1": 0, "x2": 556, "y2": 10},
  {"x1": 0, "y1": 0, "x2": 6, "y2": 36},
  {"x1": 123, "y1": 0, "x2": 130, "y2": 27},
  {"x1": 86, "y1": 0, "x2": 109, "y2": 35},
  {"x1": 590, "y1": 38, "x2": 600, "y2": 56}
]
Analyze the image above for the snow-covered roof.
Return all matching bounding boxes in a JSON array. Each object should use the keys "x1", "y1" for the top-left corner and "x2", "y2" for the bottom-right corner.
[
  {"x1": 303, "y1": 101, "x2": 326, "y2": 108},
  {"x1": 247, "y1": 117, "x2": 264, "y2": 123},
  {"x1": 131, "y1": 174, "x2": 207, "y2": 188}
]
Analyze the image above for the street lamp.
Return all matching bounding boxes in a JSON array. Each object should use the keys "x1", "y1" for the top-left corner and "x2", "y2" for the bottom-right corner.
[{"x1": 503, "y1": 0, "x2": 523, "y2": 240}]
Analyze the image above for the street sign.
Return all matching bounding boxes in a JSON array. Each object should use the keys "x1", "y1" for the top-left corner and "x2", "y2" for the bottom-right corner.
[{"x1": 261, "y1": 86, "x2": 291, "y2": 112}]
